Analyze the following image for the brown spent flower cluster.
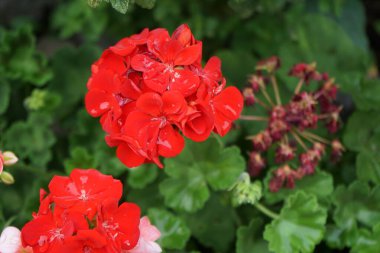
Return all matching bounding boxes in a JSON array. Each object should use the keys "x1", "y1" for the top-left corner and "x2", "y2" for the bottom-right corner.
[{"x1": 241, "y1": 56, "x2": 345, "y2": 192}]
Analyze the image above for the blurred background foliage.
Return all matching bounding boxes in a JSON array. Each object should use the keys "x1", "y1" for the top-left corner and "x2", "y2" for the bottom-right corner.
[{"x1": 0, "y1": 0, "x2": 380, "y2": 252}]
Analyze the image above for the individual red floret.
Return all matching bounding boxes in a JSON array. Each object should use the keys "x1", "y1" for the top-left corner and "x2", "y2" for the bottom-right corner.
[{"x1": 48, "y1": 169, "x2": 122, "y2": 219}]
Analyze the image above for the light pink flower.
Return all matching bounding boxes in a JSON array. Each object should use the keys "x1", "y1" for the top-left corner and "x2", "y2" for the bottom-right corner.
[
  {"x1": 0, "y1": 226, "x2": 32, "y2": 253},
  {"x1": 0, "y1": 226, "x2": 22, "y2": 253},
  {"x1": 128, "y1": 216, "x2": 162, "y2": 253}
]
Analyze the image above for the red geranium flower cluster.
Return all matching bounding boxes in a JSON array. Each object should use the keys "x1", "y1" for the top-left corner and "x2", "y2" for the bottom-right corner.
[
  {"x1": 85, "y1": 24, "x2": 244, "y2": 168},
  {"x1": 21, "y1": 169, "x2": 161, "y2": 253},
  {"x1": 241, "y1": 57, "x2": 345, "y2": 192}
]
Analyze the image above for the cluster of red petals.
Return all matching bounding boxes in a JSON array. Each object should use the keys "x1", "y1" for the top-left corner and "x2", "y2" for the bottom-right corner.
[
  {"x1": 243, "y1": 57, "x2": 345, "y2": 192},
  {"x1": 20, "y1": 169, "x2": 157, "y2": 253},
  {"x1": 85, "y1": 24, "x2": 244, "y2": 168}
]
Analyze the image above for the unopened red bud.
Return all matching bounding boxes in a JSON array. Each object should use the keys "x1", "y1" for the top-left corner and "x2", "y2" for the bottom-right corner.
[
  {"x1": 248, "y1": 75, "x2": 264, "y2": 92},
  {"x1": 243, "y1": 88, "x2": 255, "y2": 106},
  {"x1": 269, "y1": 165, "x2": 299, "y2": 192},
  {"x1": 270, "y1": 106, "x2": 286, "y2": 120},
  {"x1": 269, "y1": 119, "x2": 289, "y2": 141},
  {"x1": 256, "y1": 56, "x2": 281, "y2": 73},
  {"x1": 248, "y1": 152, "x2": 266, "y2": 177},
  {"x1": 275, "y1": 143, "x2": 295, "y2": 164},
  {"x1": 252, "y1": 130, "x2": 272, "y2": 151},
  {"x1": 331, "y1": 139, "x2": 344, "y2": 163},
  {"x1": 289, "y1": 62, "x2": 317, "y2": 83}
]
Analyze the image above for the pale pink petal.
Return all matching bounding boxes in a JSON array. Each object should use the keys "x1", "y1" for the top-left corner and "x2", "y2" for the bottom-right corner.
[
  {"x1": 127, "y1": 216, "x2": 162, "y2": 253},
  {"x1": 140, "y1": 216, "x2": 161, "y2": 241},
  {"x1": 0, "y1": 226, "x2": 22, "y2": 253},
  {"x1": 3, "y1": 152, "x2": 18, "y2": 166},
  {"x1": 128, "y1": 238, "x2": 162, "y2": 253}
]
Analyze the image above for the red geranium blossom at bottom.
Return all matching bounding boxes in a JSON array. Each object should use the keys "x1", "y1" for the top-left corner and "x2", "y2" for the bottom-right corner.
[{"x1": 20, "y1": 169, "x2": 162, "y2": 253}]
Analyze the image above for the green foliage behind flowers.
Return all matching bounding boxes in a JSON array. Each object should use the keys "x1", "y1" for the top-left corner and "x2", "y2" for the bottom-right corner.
[{"x1": 1, "y1": 0, "x2": 380, "y2": 252}]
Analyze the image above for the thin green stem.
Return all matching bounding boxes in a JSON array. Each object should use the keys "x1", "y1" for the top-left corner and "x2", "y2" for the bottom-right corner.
[
  {"x1": 301, "y1": 131, "x2": 330, "y2": 145},
  {"x1": 290, "y1": 130, "x2": 308, "y2": 151},
  {"x1": 239, "y1": 115, "x2": 268, "y2": 121},
  {"x1": 254, "y1": 202, "x2": 280, "y2": 219},
  {"x1": 260, "y1": 85, "x2": 275, "y2": 106},
  {"x1": 294, "y1": 79, "x2": 304, "y2": 94},
  {"x1": 212, "y1": 132, "x2": 224, "y2": 147},
  {"x1": 270, "y1": 75, "x2": 282, "y2": 105}
]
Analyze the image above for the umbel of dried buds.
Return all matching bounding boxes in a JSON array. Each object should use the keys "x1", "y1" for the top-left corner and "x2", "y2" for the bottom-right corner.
[{"x1": 240, "y1": 56, "x2": 345, "y2": 192}]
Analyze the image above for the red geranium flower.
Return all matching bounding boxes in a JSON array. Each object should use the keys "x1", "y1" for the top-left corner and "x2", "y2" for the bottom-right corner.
[
  {"x1": 49, "y1": 169, "x2": 122, "y2": 219},
  {"x1": 21, "y1": 169, "x2": 161, "y2": 253},
  {"x1": 85, "y1": 24, "x2": 244, "y2": 168}
]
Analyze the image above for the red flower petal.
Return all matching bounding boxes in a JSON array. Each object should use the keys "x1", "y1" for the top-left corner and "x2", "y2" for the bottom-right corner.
[
  {"x1": 169, "y1": 69, "x2": 200, "y2": 97},
  {"x1": 174, "y1": 43, "x2": 202, "y2": 66},
  {"x1": 136, "y1": 92, "x2": 163, "y2": 116},
  {"x1": 131, "y1": 54, "x2": 160, "y2": 72},
  {"x1": 85, "y1": 90, "x2": 117, "y2": 117},
  {"x1": 158, "y1": 124, "x2": 184, "y2": 157},
  {"x1": 162, "y1": 90, "x2": 187, "y2": 116},
  {"x1": 110, "y1": 38, "x2": 136, "y2": 56},
  {"x1": 182, "y1": 104, "x2": 214, "y2": 142},
  {"x1": 172, "y1": 24, "x2": 194, "y2": 46},
  {"x1": 116, "y1": 142, "x2": 146, "y2": 168},
  {"x1": 213, "y1": 86, "x2": 243, "y2": 120}
]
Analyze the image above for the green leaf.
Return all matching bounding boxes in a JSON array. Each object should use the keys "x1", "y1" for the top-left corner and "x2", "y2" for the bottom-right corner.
[
  {"x1": 356, "y1": 150, "x2": 380, "y2": 184},
  {"x1": 352, "y1": 79, "x2": 380, "y2": 111},
  {"x1": 135, "y1": 0, "x2": 156, "y2": 9},
  {"x1": 105, "y1": 0, "x2": 130, "y2": 13},
  {"x1": 332, "y1": 181, "x2": 380, "y2": 229},
  {"x1": 49, "y1": 45, "x2": 100, "y2": 118},
  {"x1": 263, "y1": 171, "x2": 334, "y2": 205},
  {"x1": 0, "y1": 80, "x2": 10, "y2": 114},
  {"x1": 184, "y1": 195, "x2": 236, "y2": 252},
  {"x1": 279, "y1": 14, "x2": 369, "y2": 93},
  {"x1": 3, "y1": 113, "x2": 56, "y2": 168},
  {"x1": 127, "y1": 164, "x2": 158, "y2": 189},
  {"x1": 0, "y1": 24, "x2": 52, "y2": 85},
  {"x1": 64, "y1": 147, "x2": 95, "y2": 174},
  {"x1": 236, "y1": 218, "x2": 270, "y2": 253},
  {"x1": 160, "y1": 138, "x2": 245, "y2": 212},
  {"x1": 326, "y1": 181, "x2": 380, "y2": 249},
  {"x1": 215, "y1": 50, "x2": 256, "y2": 88},
  {"x1": 343, "y1": 111, "x2": 380, "y2": 152},
  {"x1": 351, "y1": 223, "x2": 380, "y2": 253},
  {"x1": 147, "y1": 208, "x2": 191, "y2": 250},
  {"x1": 52, "y1": 0, "x2": 107, "y2": 42},
  {"x1": 264, "y1": 191, "x2": 327, "y2": 253}
]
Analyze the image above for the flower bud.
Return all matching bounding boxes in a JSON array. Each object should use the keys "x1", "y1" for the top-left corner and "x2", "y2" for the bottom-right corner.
[
  {"x1": 289, "y1": 62, "x2": 317, "y2": 84},
  {"x1": 248, "y1": 152, "x2": 266, "y2": 177},
  {"x1": 331, "y1": 139, "x2": 344, "y2": 163},
  {"x1": 3, "y1": 151, "x2": 18, "y2": 166},
  {"x1": 251, "y1": 130, "x2": 272, "y2": 151},
  {"x1": 275, "y1": 143, "x2": 295, "y2": 164},
  {"x1": 231, "y1": 173, "x2": 262, "y2": 206},
  {"x1": 242, "y1": 87, "x2": 255, "y2": 106},
  {"x1": 256, "y1": 56, "x2": 280, "y2": 73},
  {"x1": 1, "y1": 171, "x2": 15, "y2": 185},
  {"x1": 248, "y1": 74, "x2": 264, "y2": 92}
]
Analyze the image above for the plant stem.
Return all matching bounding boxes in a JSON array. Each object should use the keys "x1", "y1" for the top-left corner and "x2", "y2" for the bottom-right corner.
[
  {"x1": 254, "y1": 202, "x2": 280, "y2": 219},
  {"x1": 302, "y1": 131, "x2": 330, "y2": 144},
  {"x1": 270, "y1": 75, "x2": 282, "y2": 105},
  {"x1": 290, "y1": 130, "x2": 308, "y2": 151},
  {"x1": 212, "y1": 132, "x2": 224, "y2": 147},
  {"x1": 260, "y1": 85, "x2": 275, "y2": 106},
  {"x1": 239, "y1": 115, "x2": 269, "y2": 121},
  {"x1": 255, "y1": 97, "x2": 271, "y2": 110},
  {"x1": 294, "y1": 79, "x2": 304, "y2": 94}
]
